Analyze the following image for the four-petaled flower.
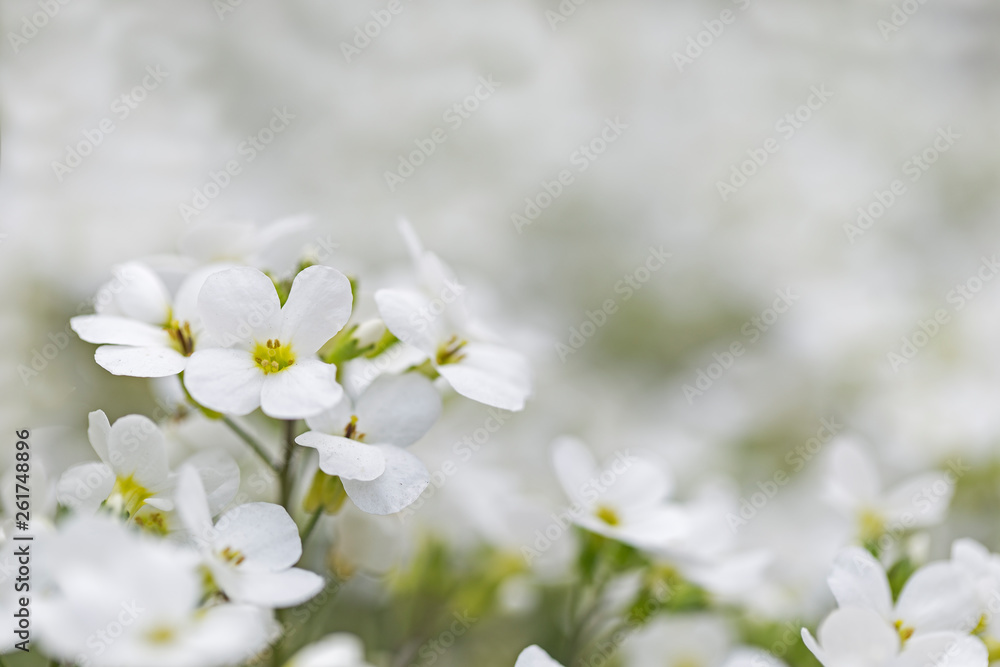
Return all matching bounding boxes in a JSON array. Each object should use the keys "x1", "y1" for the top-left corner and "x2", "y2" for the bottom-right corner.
[{"x1": 184, "y1": 265, "x2": 352, "y2": 419}]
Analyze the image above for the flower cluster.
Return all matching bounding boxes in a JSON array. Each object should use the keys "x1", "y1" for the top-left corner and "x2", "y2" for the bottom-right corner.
[{"x1": 27, "y1": 218, "x2": 532, "y2": 666}]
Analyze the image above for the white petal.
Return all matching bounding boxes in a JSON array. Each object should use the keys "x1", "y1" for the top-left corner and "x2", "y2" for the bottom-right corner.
[
  {"x1": 286, "y1": 633, "x2": 371, "y2": 667},
  {"x1": 373, "y1": 288, "x2": 439, "y2": 356},
  {"x1": 98, "y1": 262, "x2": 172, "y2": 325},
  {"x1": 173, "y1": 263, "x2": 233, "y2": 325},
  {"x1": 342, "y1": 445, "x2": 430, "y2": 515},
  {"x1": 184, "y1": 348, "x2": 265, "y2": 416},
  {"x1": 882, "y1": 472, "x2": 954, "y2": 527},
  {"x1": 437, "y1": 342, "x2": 531, "y2": 411},
  {"x1": 259, "y1": 359, "x2": 343, "y2": 419},
  {"x1": 356, "y1": 373, "x2": 441, "y2": 447},
  {"x1": 175, "y1": 467, "x2": 214, "y2": 547},
  {"x1": 895, "y1": 562, "x2": 980, "y2": 633},
  {"x1": 894, "y1": 633, "x2": 987, "y2": 667},
  {"x1": 801, "y1": 629, "x2": 831, "y2": 667},
  {"x1": 304, "y1": 395, "x2": 354, "y2": 435},
  {"x1": 88, "y1": 409, "x2": 112, "y2": 463},
  {"x1": 827, "y1": 547, "x2": 893, "y2": 619},
  {"x1": 56, "y1": 462, "x2": 114, "y2": 513},
  {"x1": 71, "y1": 314, "x2": 170, "y2": 346},
  {"x1": 515, "y1": 645, "x2": 564, "y2": 667},
  {"x1": 214, "y1": 502, "x2": 301, "y2": 571},
  {"x1": 180, "y1": 221, "x2": 258, "y2": 263},
  {"x1": 182, "y1": 449, "x2": 241, "y2": 516},
  {"x1": 198, "y1": 267, "x2": 281, "y2": 346},
  {"x1": 814, "y1": 608, "x2": 899, "y2": 667},
  {"x1": 193, "y1": 604, "x2": 278, "y2": 667},
  {"x1": 280, "y1": 265, "x2": 353, "y2": 355},
  {"x1": 107, "y1": 414, "x2": 170, "y2": 490},
  {"x1": 295, "y1": 432, "x2": 386, "y2": 481},
  {"x1": 95, "y1": 345, "x2": 187, "y2": 377},
  {"x1": 823, "y1": 437, "x2": 880, "y2": 514},
  {"x1": 216, "y1": 566, "x2": 324, "y2": 608},
  {"x1": 602, "y1": 457, "x2": 672, "y2": 511},
  {"x1": 551, "y1": 437, "x2": 601, "y2": 506}
]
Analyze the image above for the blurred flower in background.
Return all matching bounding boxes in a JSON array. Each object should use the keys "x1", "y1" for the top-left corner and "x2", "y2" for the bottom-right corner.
[{"x1": 2, "y1": 0, "x2": 1000, "y2": 665}]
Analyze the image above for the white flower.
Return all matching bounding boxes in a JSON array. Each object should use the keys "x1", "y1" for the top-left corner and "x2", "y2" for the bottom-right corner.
[
  {"x1": 515, "y1": 645, "x2": 564, "y2": 667},
  {"x1": 374, "y1": 220, "x2": 531, "y2": 412},
  {"x1": 179, "y1": 215, "x2": 319, "y2": 275},
  {"x1": 175, "y1": 467, "x2": 324, "y2": 608},
  {"x1": 283, "y1": 633, "x2": 374, "y2": 667},
  {"x1": 296, "y1": 373, "x2": 440, "y2": 515},
  {"x1": 826, "y1": 546, "x2": 979, "y2": 637},
  {"x1": 183, "y1": 265, "x2": 352, "y2": 419},
  {"x1": 550, "y1": 437, "x2": 689, "y2": 551},
  {"x1": 36, "y1": 514, "x2": 275, "y2": 667},
  {"x1": 950, "y1": 539, "x2": 1000, "y2": 642},
  {"x1": 56, "y1": 410, "x2": 239, "y2": 521},
  {"x1": 823, "y1": 436, "x2": 954, "y2": 543},
  {"x1": 802, "y1": 607, "x2": 987, "y2": 667},
  {"x1": 802, "y1": 546, "x2": 985, "y2": 667},
  {"x1": 71, "y1": 262, "x2": 222, "y2": 377}
]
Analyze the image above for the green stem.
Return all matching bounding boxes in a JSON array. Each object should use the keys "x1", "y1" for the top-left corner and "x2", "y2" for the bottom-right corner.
[
  {"x1": 221, "y1": 416, "x2": 279, "y2": 472},
  {"x1": 300, "y1": 507, "x2": 323, "y2": 546},
  {"x1": 280, "y1": 420, "x2": 298, "y2": 511}
]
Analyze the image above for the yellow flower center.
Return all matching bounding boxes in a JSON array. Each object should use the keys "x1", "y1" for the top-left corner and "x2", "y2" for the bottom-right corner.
[
  {"x1": 895, "y1": 619, "x2": 914, "y2": 644},
  {"x1": 436, "y1": 335, "x2": 467, "y2": 365},
  {"x1": 134, "y1": 511, "x2": 168, "y2": 535},
  {"x1": 253, "y1": 339, "x2": 295, "y2": 374},
  {"x1": 219, "y1": 546, "x2": 246, "y2": 566},
  {"x1": 107, "y1": 474, "x2": 153, "y2": 519},
  {"x1": 145, "y1": 626, "x2": 177, "y2": 644},
  {"x1": 165, "y1": 319, "x2": 195, "y2": 356},
  {"x1": 859, "y1": 508, "x2": 885, "y2": 543},
  {"x1": 343, "y1": 415, "x2": 365, "y2": 441},
  {"x1": 595, "y1": 504, "x2": 620, "y2": 526}
]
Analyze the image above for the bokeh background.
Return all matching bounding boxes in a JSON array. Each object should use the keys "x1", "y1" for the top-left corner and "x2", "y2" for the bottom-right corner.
[{"x1": 3, "y1": 0, "x2": 1000, "y2": 664}]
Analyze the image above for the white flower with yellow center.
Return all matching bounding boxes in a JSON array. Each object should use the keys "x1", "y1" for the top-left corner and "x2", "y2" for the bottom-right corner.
[
  {"x1": 175, "y1": 467, "x2": 324, "y2": 608},
  {"x1": 55, "y1": 411, "x2": 239, "y2": 522},
  {"x1": 71, "y1": 262, "x2": 223, "y2": 377},
  {"x1": 35, "y1": 514, "x2": 275, "y2": 667},
  {"x1": 183, "y1": 265, "x2": 352, "y2": 419},
  {"x1": 295, "y1": 373, "x2": 440, "y2": 515},
  {"x1": 551, "y1": 436, "x2": 690, "y2": 551},
  {"x1": 374, "y1": 220, "x2": 531, "y2": 412},
  {"x1": 802, "y1": 546, "x2": 985, "y2": 667},
  {"x1": 823, "y1": 436, "x2": 954, "y2": 545}
]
